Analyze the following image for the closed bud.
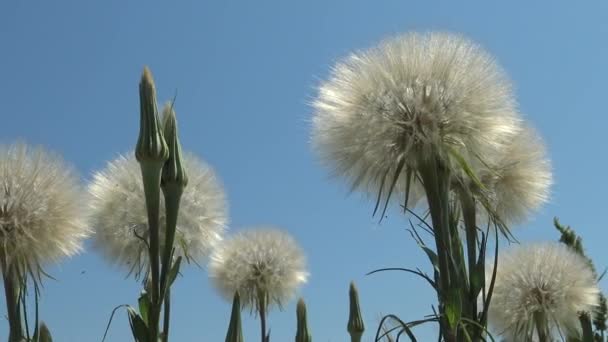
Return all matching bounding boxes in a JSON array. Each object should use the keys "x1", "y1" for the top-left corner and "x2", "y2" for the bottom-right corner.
[
  {"x1": 136, "y1": 66, "x2": 169, "y2": 165},
  {"x1": 36, "y1": 321, "x2": 53, "y2": 342},
  {"x1": 161, "y1": 102, "x2": 188, "y2": 189},
  {"x1": 295, "y1": 298, "x2": 312, "y2": 342},
  {"x1": 347, "y1": 282, "x2": 364, "y2": 342}
]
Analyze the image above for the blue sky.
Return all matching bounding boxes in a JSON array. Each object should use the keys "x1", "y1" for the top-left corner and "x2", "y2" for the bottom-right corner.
[{"x1": 1, "y1": 1, "x2": 607, "y2": 341}]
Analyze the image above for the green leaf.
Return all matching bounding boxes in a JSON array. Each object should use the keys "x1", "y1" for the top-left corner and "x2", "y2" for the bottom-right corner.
[
  {"x1": 127, "y1": 306, "x2": 149, "y2": 342},
  {"x1": 167, "y1": 256, "x2": 182, "y2": 288},
  {"x1": 445, "y1": 288, "x2": 462, "y2": 329},
  {"x1": 447, "y1": 146, "x2": 484, "y2": 191},
  {"x1": 138, "y1": 290, "x2": 150, "y2": 325},
  {"x1": 420, "y1": 246, "x2": 439, "y2": 273}
]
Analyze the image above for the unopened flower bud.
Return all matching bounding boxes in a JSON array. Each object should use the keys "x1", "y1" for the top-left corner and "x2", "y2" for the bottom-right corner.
[
  {"x1": 161, "y1": 103, "x2": 188, "y2": 189},
  {"x1": 295, "y1": 298, "x2": 312, "y2": 342},
  {"x1": 347, "y1": 282, "x2": 364, "y2": 342},
  {"x1": 136, "y1": 67, "x2": 169, "y2": 165}
]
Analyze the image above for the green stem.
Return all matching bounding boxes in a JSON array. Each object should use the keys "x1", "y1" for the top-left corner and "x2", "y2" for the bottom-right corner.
[
  {"x1": 159, "y1": 185, "x2": 182, "y2": 301},
  {"x1": 460, "y1": 189, "x2": 479, "y2": 340},
  {"x1": 140, "y1": 162, "x2": 164, "y2": 342},
  {"x1": 579, "y1": 313, "x2": 594, "y2": 342},
  {"x1": 419, "y1": 157, "x2": 456, "y2": 342},
  {"x1": 533, "y1": 311, "x2": 549, "y2": 342},
  {"x1": 258, "y1": 291, "x2": 269, "y2": 342},
  {"x1": 162, "y1": 288, "x2": 171, "y2": 342},
  {"x1": 2, "y1": 264, "x2": 24, "y2": 342}
]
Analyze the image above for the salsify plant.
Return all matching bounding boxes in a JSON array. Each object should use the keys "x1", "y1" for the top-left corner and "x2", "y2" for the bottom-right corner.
[
  {"x1": 312, "y1": 31, "x2": 552, "y2": 341},
  {"x1": 94, "y1": 67, "x2": 216, "y2": 342},
  {"x1": 486, "y1": 242, "x2": 600, "y2": 341},
  {"x1": 0, "y1": 143, "x2": 90, "y2": 341},
  {"x1": 209, "y1": 228, "x2": 309, "y2": 342},
  {"x1": 88, "y1": 150, "x2": 227, "y2": 278},
  {"x1": 553, "y1": 218, "x2": 608, "y2": 342}
]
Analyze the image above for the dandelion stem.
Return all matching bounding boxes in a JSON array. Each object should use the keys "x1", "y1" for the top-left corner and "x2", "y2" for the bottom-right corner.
[
  {"x1": 460, "y1": 189, "x2": 479, "y2": 338},
  {"x1": 419, "y1": 157, "x2": 456, "y2": 342},
  {"x1": 533, "y1": 311, "x2": 549, "y2": 342},
  {"x1": 258, "y1": 290, "x2": 269, "y2": 342},
  {"x1": 160, "y1": 185, "x2": 182, "y2": 301},
  {"x1": 162, "y1": 287, "x2": 171, "y2": 342},
  {"x1": 139, "y1": 161, "x2": 164, "y2": 342},
  {"x1": 2, "y1": 264, "x2": 24, "y2": 342}
]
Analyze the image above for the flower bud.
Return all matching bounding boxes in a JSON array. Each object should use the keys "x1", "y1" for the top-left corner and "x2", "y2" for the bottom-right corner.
[
  {"x1": 295, "y1": 298, "x2": 312, "y2": 342},
  {"x1": 347, "y1": 282, "x2": 364, "y2": 342},
  {"x1": 161, "y1": 103, "x2": 188, "y2": 189},
  {"x1": 136, "y1": 67, "x2": 169, "y2": 165}
]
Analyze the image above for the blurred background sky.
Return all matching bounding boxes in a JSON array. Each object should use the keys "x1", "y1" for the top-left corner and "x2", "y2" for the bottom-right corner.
[{"x1": 1, "y1": 1, "x2": 607, "y2": 341}]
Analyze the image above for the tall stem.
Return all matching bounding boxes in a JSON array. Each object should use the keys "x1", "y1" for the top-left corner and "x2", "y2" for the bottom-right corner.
[
  {"x1": 460, "y1": 189, "x2": 480, "y2": 340},
  {"x1": 258, "y1": 291, "x2": 269, "y2": 342},
  {"x1": 419, "y1": 157, "x2": 456, "y2": 342},
  {"x1": 533, "y1": 311, "x2": 549, "y2": 342},
  {"x1": 2, "y1": 264, "x2": 24, "y2": 342},
  {"x1": 140, "y1": 163, "x2": 163, "y2": 342},
  {"x1": 160, "y1": 185, "x2": 182, "y2": 300},
  {"x1": 162, "y1": 288, "x2": 171, "y2": 342}
]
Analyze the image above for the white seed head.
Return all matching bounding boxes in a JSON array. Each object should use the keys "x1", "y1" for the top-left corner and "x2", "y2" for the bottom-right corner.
[
  {"x1": 312, "y1": 32, "x2": 521, "y2": 206},
  {"x1": 88, "y1": 152, "x2": 227, "y2": 276},
  {"x1": 208, "y1": 228, "x2": 309, "y2": 312},
  {"x1": 487, "y1": 243, "x2": 600, "y2": 340},
  {"x1": 480, "y1": 125, "x2": 552, "y2": 225},
  {"x1": 0, "y1": 143, "x2": 89, "y2": 273}
]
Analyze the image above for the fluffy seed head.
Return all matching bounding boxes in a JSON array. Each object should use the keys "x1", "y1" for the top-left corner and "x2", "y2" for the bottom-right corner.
[
  {"x1": 88, "y1": 152, "x2": 227, "y2": 276},
  {"x1": 487, "y1": 243, "x2": 600, "y2": 340},
  {"x1": 312, "y1": 32, "x2": 521, "y2": 206},
  {"x1": 479, "y1": 125, "x2": 552, "y2": 225},
  {"x1": 208, "y1": 228, "x2": 308, "y2": 312},
  {"x1": 0, "y1": 143, "x2": 89, "y2": 274}
]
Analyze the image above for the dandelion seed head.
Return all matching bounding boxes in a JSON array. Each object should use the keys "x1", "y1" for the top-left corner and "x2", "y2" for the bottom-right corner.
[
  {"x1": 88, "y1": 152, "x2": 227, "y2": 276},
  {"x1": 312, "y1": 32, "x2": 521, "y2": 207},
  {"x1": 487, "y1": 243, "x2": 600, "y2": 340},
  {"x1": 208, "y1": 228, "x2": 308, "y2": 311},
  {"x1": 0, "y1": 143, "x2": 89, "y2": 274},
  {"x1": 479, "y1": 125, "x2": 552, "y2": 225}
]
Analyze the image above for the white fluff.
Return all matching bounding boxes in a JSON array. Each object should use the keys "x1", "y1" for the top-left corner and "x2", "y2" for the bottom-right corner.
[
  {"x1": 480, "y1": 125, "x2": 552, "y2": 225},
  {"x1": 88, "y1": 152, "x2": 227, "y2": 276},
  {"x1": 487, "y1": 243, "x2": 600, "y2": 340},
  {"x1": 208, "y1": 228, "x2": 308, "y2": 311},
  {"x1": 0, "y1": 143, "x2": 89, "y2": 273},
  {"x1": 312, "y1": 32, "x2": 521, "y2": 208}
]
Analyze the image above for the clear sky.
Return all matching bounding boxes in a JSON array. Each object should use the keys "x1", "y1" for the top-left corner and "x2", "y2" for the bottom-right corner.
[{"x1": 1, "y1": 1, "x2": 607, "y2": 341}]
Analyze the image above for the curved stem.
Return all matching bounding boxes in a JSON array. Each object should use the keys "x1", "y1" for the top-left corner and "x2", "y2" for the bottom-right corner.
[{"x1": 258, "y1": 291, "x2": 269, "y2": 342}]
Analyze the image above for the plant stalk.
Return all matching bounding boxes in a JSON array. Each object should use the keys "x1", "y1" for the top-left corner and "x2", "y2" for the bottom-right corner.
[
  {"x1": 533, "y1": 311, "x2": 549, "y2": 342},
  {"x1": 162, "y1": 287, "x2": 171, "y2": 342},
  {"x1": 140, "y1": 162, "x2": 164, "y2": 342},
  {"x1": 460, "y1": 189, "x2": 480, "y2": 340},
  {"x1": 419, "y1": 157, "x2": 456, "y2": 342},
  {"x1": 160, "y1": 185, "x2": 182, "y2": 300},
  {"x1": 258, "y1": 290, "x2": 269, "y2": 342},
  {"x1": 2, "y1": 264, "x2": 24, "y2": 342}
]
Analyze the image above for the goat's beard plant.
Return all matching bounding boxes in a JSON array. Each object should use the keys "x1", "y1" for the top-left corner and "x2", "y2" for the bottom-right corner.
[
  {"x1": 209, "y1": 228, "x2": 309, "y2": 342},
  {"x1": 0, "y1": 143, "x2": 90, "y2": 341},
  {"x1": 312, "y1": 32, "x2": 552, "y2": 341},
  {"x1": 92, "y1": 67, "x2": 205, "y2": 342}
]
